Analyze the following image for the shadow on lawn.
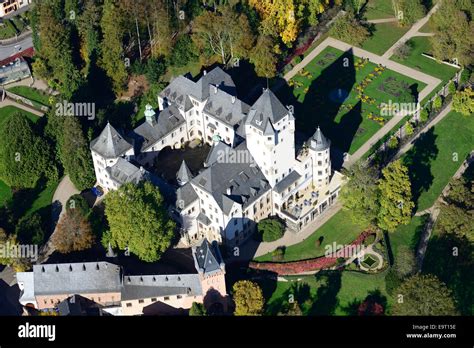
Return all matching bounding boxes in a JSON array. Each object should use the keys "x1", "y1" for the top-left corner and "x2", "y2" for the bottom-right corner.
[
  {"x1": 274, "y1": 49, "x2": 361, "y2": 170},
  {"x1": 307, "y1": 271, "x2": 342, "y2": 315},
  {"x1": 341, "y1": 289, "x2": 388, "y2": 316},
  {"x1": 422, "y1": 233, "x2": 473, "y2": 316},
  {"x1": 402, "y1": 127, "x2": 439, "y2": 211}
]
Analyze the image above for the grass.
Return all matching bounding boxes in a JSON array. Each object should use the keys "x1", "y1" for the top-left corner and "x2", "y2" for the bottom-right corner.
[
  {"x1": 362, "y1": 22, "x2": 409, "y2": 55},
  {"x1": 0, "y1": 106, "x2": 40, "y2": 126},
  {"x1": 363, "y1": 0, "x2": 395, "y2": 20},
  {"x1": 0, "y1": 179, "x2": 12, "y2": 205},
  {"x1": 389, "y1": 215, "x2": 427, "y2": 263},
  {"x1": 255, "y1": 209, "x2": 366, "y2": 262},
  {"x1": 7, "y1": 86, "x2": 50, "y2": 107},
  {"x1": 25, "y1": 182, "x2": 59, "y2": 216},
  {"x1": 402, "y1": 111, "x2": 474, "y2": 212},
  {"x1": 281, "y1": 46, "x2": 425, "y2": 155},
  {"x1": 263, "y1": 271, "x2": 391, "y2": 315},
  {"x1": 391, "y1": 37, "x2": 459, "y2": 102}
]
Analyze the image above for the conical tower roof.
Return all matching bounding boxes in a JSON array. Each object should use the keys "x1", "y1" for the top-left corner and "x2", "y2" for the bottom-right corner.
[
  {"x1": 176, "y1": 160, "x2": 193, "y2": 185},
  {"x1": 90, "y1": 123, "x2": 133, "y2": 159},
  {"x1": 310, "y1": 127, "x2": 330, "y2": 151}
]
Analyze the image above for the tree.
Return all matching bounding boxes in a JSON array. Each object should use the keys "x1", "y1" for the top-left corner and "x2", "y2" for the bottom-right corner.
[
  {"x1": 377, "y1": 160, "x2": 414, "y2": 232},
  {"x1": 100, "y1": 0, "x2": 128, "y2": 92},
  {"x1": 76, "y1": 0, "x2": 102, "y2": 68},
  {"x1": 145, "y1": 57, "x2": 166, "y2": 83},
  {"x1": 452, "y1": 87, "x2": 474, "y2": 116},
  {"x1": 250, "y1": 35, "x2": 278, "y2": 78},
  {"x1": 329, "y1": 12, "x2": 370, "y2": 46},
  {"x1": 192, "y1": 6, "x2": 255, "y2": 65},
  {"x1": 16, "y1": 213, "x2": 44, "y2": 245},
  {"x1": 388, "y1": 136, "x2": 399, "y2": 149},
  {"x1": 340, "y1": 161, "x2": 379, "y2": 226},
  {"x1": 257, "y1": 218, "x2": 285, "y2": 242},
  {"x1": 0, "y1": 228, "x2": 31, "y2": 272},
  {"x1": 429, "y1": 0, "x2": 474, "y2": 66},
  {"x1": 66, "y1": 194, "x2": 91, "y2": 217},
  {"x1": 432, "y1": 95, "x2": 442, "y2": 110},
  {"x1": 436, "y1": 204, "x2": 474, "y2": 243},
  {"x1": 232, "y1": 280, "x2": 264, "y2": 316},
  {"x1": 170, "y1": 35, "x2": 198, "y2": 68},
  {"x1": 420, "y1": 108, "x2": 429, "y2": 122},
  {"x1": 149, "y1": 2, "x2": 173, "y2": 58},
  {"x1": 393, "y1": 0, "x2": 426, "y2": 26},
  {"x1": 53, "y1": 209, "x2": 95, "y2": 253},
  {"x1": 103, "y1": 182, "x2": 175, "y2": 262},
  {"x1": 34, "y1": 0, "x2": 83, "y2": 98},
  {"x1": 393, "y1": 42, "x2": 412, "y2": 60},
  {"x1": 357, "y1": 293, "x2": 385, "y2": 316},
  {"x1": 0, "y1": 113, "x2": 58, "y2": 189},
  {"x1": 189, "y1": 302, "x2": 207, "y2": 316},
  {"x1": 278, "y1": 301, "x2": 303, "y2": 316},
  {"x1": 59, "y1": 117, "x2": 96, "y2": 191},
  {"x1": 392, "y1": 274, "x2": 459, "y2": 315},
  {"x1": 404, "y1": 122, "x2": 414, "y2": 136},
  {"x1": 394, "y1": 245, "x2": 416, "y2": 278}
]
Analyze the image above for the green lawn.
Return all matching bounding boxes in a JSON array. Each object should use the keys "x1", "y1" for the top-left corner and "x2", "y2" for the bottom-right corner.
[
  {"x1": 402, "y1": 111, "x2": 474, "y2": 212},
  {"x1": 263, "y1": 271, "x2": 391, "y2": 315},
  {"x1": 389, "y1": 215, "x2": 427, "y2": 260},
  {"x1": 255, "y1": 209, "x2": 366, "y2": 262},
  {"x1": 280, "y1": 46, "x2": 425, "y2": 155},
  {"x1": 363, "y1": 0, "x2": 395, "y2": 20},
  {"x1": 391, "y1": 37, "x2": 459, "y2": 102},
  {"x1": 0, "y1": 179, "x2": 12, "y2": 205},
  {"x1": 0, "y1": 106, "x2": 40, "y2": 126},
  {"x1": 7, "y1": 86, "x2": 51, "y2": 107},
  {"x1": 362, "y1": 22, "x2": 409, "y2": 55}
]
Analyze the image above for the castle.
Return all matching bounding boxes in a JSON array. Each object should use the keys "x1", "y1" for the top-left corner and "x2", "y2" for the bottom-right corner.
[
  {"x1": 90, "y1": 67, "x2": 343, "y2": 248},
  {"x1": 17, "y1": 239, "x2": 226, "y2": 315}
]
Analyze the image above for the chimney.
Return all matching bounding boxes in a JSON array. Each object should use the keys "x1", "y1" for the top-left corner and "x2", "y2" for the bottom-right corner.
[
  {"x1": 203, "y1": 70, "x2": 207, "y2": 76},
  {"x1": 214, "y1": 85, "x2": 218, "y2": 94},
  {"x1": 231, "y1": 95, "x2": 236, "y2": 104}
]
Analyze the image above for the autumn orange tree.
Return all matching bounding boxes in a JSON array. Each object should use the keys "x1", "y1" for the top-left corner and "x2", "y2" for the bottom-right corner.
[{"x1": 53, "y1": 209, "x2": 95, "y2": 254}]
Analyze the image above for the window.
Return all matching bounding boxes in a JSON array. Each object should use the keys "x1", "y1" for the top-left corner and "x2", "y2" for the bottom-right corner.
[
  {"x1": 126, "y1": 302, "x2": 132, "y2": 307},
  {"x1": 177, "y1": 295, "x2": 182, "y2": 299},
  {"x1": 164, "y1": 296, "x2": 170, "y2": 301},
  {"x1": 234, "y1": 219, "x2": 237, "y2": 225},
  {"x1": 138, "y1": 299, "x2": 144, "y2": 304},
  {"x1": 318, "y1": 171, "x2": 323, "y2": 175}
]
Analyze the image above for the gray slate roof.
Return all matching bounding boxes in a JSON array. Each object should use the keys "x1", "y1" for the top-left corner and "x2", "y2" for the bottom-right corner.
[
  {"x1": 176, "y1": 160, "x2": 193, "y2": 185},
  {"x1": 246, "y1": 89, "x2": 290, "y2": 132},
  {"x1": 192, "y1": 239, "x2": 224, "y2": 276},
  {"x1": 176, "y1": 182, "x2": 198, "y2": 210},
  {"x1": 192, "y1": 141, "x2": 270, "y2": 214},
  {"x1": 274, "y1": 170, "x2": 301, "y2": 194},
  {"x1": 309, "y1": 127, "x2": 330, "y2": 151},
  {"x1": 203, "y1": 88, "x2": 248, "y2": 127},
  {"x1": 133, "y1": 105, "x2": 185, "y2": 152},
  {"x1": 121, "y1": 274, "x2": 202, "y2": 301},
  {"x1": 33, "y1": 262, "x2": 122, "y2": 296},
  {"x1": 106, "y1": 158, "x2": 144, "y2": 185},
  {"x1": 90, "y1": 123, "x2": 133, "y2": 159},
  {"x1": 196, "y1": 67, "x2": 236, "y2": 100}
]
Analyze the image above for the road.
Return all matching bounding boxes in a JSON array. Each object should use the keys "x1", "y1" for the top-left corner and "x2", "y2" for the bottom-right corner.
[{"x1": 0, "y1": 34, "x2": 33, "y2": 62}]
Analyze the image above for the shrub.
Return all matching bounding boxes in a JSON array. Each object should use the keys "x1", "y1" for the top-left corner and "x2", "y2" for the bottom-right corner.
[
  {"x1": 394, "y1": 42, "x2": 412, "y2": 60},
  {"x1": 257, "y1": 218, "x2": 285, "y2": 242},
  {"x1": 388, "y1": 136, "x2": 399, "y2": 149},
  {"x1": 385, "y1": 268, "x2": 402, "y2": 295},
  {"x1": 420, "y1": 108, "x2": 429, "y2": 122},
  {"x1": 272, "y1": 246, "x2": 286, "y2": 261},
  {"x1": 170, "y1": 35, "x2": 198, "y2": 67},
  {"x1": 363, "y1": 233, "x2": 376, "y2": 247}
]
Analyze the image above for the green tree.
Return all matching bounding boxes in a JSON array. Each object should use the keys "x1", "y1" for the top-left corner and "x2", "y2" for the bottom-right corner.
[
  {"x1": 16, "y1": 213, "x2": 44, "y2": 245},
  {"x1": 429, "y1": 0, "x2": 474, "y2": 66},
  {"x1": 329, "y1": 12, "x2": 370, "y2": 46},
  {"x1": 392, "y1": 274, "x2": 459, "y2": 315},
  {"x1": 395, "y1": 0, "x2": 426, "y2": 26},
  {"x1": 388, "y1": 136, "x2": 399, "y2": 149},
  {"x1": 452, "y1": 87, "x2": 474, "y2": 116},
  {"x1": 0, "y1": 228, "x2": 31, "y2": 272},
  {"x1": 232, "y1": 280, "x2": 264, "y2": 316},
  {"x1": 394, "y1": 245, "x2": 416, "y2": 278},
  {"x1": 419, "y1": 108, "x2": 429, "y2": 122},
  {"x1": 404, "y1": 122, "x2": 414, "y2": 136},
  {"x1": 0, "y1": 113, "x2": 58, "y2": 189},
  {"x1": 100, "y1": 0, "x2": 128, "y2": 92},
  {"x1": 104, "y1": 182, "x2": 175, "y2": 262},
  {"x1": 59, "y1": 117, "x2": 96, "y2": 191},
  {"x1": 250, "y1": 35, "x2": 278, "y2": 78},
  {"x1": 170, "y1": 35, "x2": 198, "y2": 67},
  {"x1": 189, "y1": 302, "x2": 207, "y2": 316},
  {"x1": 76, "y1": 0, "x2": 102, "y2": 68},
  {"x1": 436, "y1": 204, "x2": 474, "y2": 242},
  {"x1": 66, "y1": 194, "x2": 91, "y2": 217},
  {"x1": 257, "y1": 218, "x2": 285, "y2": 242},
  {"x1": 377, "y1": 160, "x2": 414, "y2": 232},
  {"x1": 340, "y1": 161, "x2": 379, "y2": 226},
  {"x1": 432, "y1": 95, "x2": 442, "y2": 110}
]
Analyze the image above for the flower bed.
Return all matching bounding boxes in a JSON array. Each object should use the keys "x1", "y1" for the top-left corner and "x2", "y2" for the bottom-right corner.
[{"x1": 249, "y1": 230, "x2": 373, "y2": 275}]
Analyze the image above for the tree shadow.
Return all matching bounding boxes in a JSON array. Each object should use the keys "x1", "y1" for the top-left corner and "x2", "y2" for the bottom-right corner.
[
  {"x1": 422, "y1": 233, "x2": 473, "y2": 315},
  {"x1": 308, "y1": 271, "x2": 342, "y2": 315},
  {"x1": 402, "y1": 127, "x2": 439, "y2": 211},
  {"x1": 341, "y1": 289, "x2": 387, "y2": 316}
]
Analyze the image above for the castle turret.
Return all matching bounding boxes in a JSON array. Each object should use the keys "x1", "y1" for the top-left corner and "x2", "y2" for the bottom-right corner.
[
  {"x1": 309, "y1": 127, "x2": 331, "y2": 188},
  {"x1": 176, "y1": 160, "x2": 193, "y2": 186}
]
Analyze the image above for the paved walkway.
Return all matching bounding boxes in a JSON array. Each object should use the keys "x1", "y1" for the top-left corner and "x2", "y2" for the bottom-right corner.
[
  {"x1": 366, "y1": 17, "x2": 397, "y2": 24},
  {"x1": 0, "y1": 98, "x2": 44, "y2": 116},
  {"x1": 381, "y1": 3, "x2": 440, "y2": 59}
]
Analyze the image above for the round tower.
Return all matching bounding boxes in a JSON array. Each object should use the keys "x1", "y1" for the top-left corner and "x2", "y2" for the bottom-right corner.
[{"x1": 309, "y1": 127, "x2": 331, "y2": 188}]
